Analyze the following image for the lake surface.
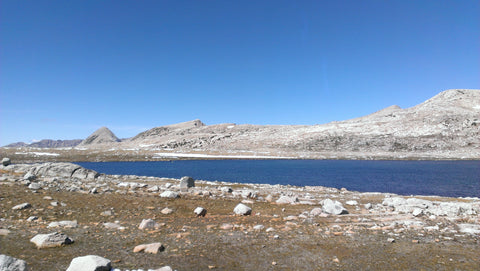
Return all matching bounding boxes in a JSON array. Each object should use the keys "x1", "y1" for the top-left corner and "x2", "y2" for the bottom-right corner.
[{"x1": 75, "y1": 160, "x2": 480, "y2": 198}]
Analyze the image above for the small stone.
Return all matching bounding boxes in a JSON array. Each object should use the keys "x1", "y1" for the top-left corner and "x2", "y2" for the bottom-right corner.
[
  {"x1": 133, "y1": 242, "x2": 164, "y2": 254},
  {"x1": 0, "y1": 229, "x2": 11, "y2": 236},
  {"x1": 23, "y1": 172, "x2": 36, "y2": 181},
  {"x1": 30, "y1": 232, "x2": 74, "y2": 248},
  {"x1": 161, "y1": 207, "x2": 174, "y2": 215},
  {"x1": 0, "y1": 254, "x2": 28, "y2": 271},
  {"x1": 48, "y1": 220, "x2": 78, "y2": 228},
  {"x1": 253, "y1": 225, "x2": 265, "y2": 231},
  {"x1": 100, "y1": 210, "x2": 113, "y2": 216},
  {"x1": 160, "y1": 191, "x2": 180, "y2": 198},
  {"x1": 1, "y1": 157, "x2": 11, "y2": 166},
  {"x1": 138, "y1": 219, "x2": 160, "y2": 230},
  {"x1": 147, "y1": 185, "x2": 160, "y2": 192},
  {"x1": 66, "y1": 255, "x2": 111, "y2": 271},
  {"x1": 50, "y1": 201, "x2": 59, "y2": 207},
  {"x1": 179, "y1": 176, "x2": 195, "y2": 188},
  {"x1": 221, "y1": 187, "x2": 232, "y2": 193},
  {"x1": 233, "y1": 203, "x2": 252, "y2": 216},
  {"x1": 12, "y1": 203, "x2": 31, "y2": 210},
  {"x1": 345, "y1": 200, "x2": 358, "y2": 206},
  {"x1": 194, "y1": 207, "x2": 207, "y2": 217},
  {"x1": 28, "y1": 183, "x2": 41, "y2": 190},
  {"x1": 364, "y1": 203, "x2": 373, "y2": 209},
  {"x1": 103, "y1": 222, "x2": 125, "y2": 230},
  {"x1": 27, "y1": 216, "x2": 38, "y2": 222},
  {"x1": 153, "y1": 266, "x2": 173, "y2": 271},
  {"x1": 412, "y1": 208, "x2": 423, "y2": 217},
  {"x1": 387, "y1": 238, "x2": 395, "y2": 243},
  {"x1": 220, "y1": 223, "x2": 234, "y2": 230},
  {"x1": 276, "y1": 196, "x2": 299, "y2": 205}
]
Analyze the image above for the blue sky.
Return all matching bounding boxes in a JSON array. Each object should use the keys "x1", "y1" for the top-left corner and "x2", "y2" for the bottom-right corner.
[{"x1": 1, "y1": 0, "x2": 479, "y2": 145}]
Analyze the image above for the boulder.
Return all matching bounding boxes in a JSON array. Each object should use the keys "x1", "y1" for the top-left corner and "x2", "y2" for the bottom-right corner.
[
  {"x1": 322, "y1": 199, "x2": 348, "y2": 215},
  {"x1": 179, "y1": 176, "x2": 195, "y2": 188},
  {"x1": 30, "y1": 232, "x2": 74, "y2": 248},
  {"x1": 233, "y1": 203, "x2": 252, "y2": 215},
  {"x1": 0, "y1": 254, "x2": 28, "y2": 271},
  {"x1": 66, "y1": 255, "x2": 111, "y2": 271},
  {"x1": 194, "y1": 207, "x2": 207, "y2": 217},
  {"x1": 133, "y1": 242, "x2": 164, "y2": 254},
  {"x1": 1, "y1": 158, "x2": 11, "y2": 166},
  {"x1": 160, "y1": 191, "x2": 179, "y2": 198}
]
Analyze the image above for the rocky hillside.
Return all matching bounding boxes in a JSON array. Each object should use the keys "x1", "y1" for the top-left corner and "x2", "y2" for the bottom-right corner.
[
  {"x1": 77, "y1": 127, "x2": 120, "y2": 147},
  {"x1": 3, "y1": 89, "x2": 478, "y2": 160},
  {"x1": 4, "y1": 139, "x2": 82, "y2": 148},
  {"x1": 110, "y1": 89, "x2": 479, "y2": 159}
]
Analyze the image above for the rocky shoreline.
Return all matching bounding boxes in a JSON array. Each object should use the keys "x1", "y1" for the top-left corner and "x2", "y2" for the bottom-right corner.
[{"x1": 1, "y1": 160, "x2": 479, "y2": 270}]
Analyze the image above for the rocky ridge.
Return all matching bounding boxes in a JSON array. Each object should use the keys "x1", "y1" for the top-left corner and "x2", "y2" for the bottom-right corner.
[
  {"x1": 1, "y1": 161, "x2": 479, "y2": 270},
  {"x1": 81, "y1": 89, "x2": 480, "y2": 159},
  {"x1": 2, "y1": 89, "x2": 479, "y2": 160}
]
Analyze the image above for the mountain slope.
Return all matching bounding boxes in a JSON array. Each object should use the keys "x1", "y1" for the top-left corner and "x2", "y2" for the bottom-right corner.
[
  {"x1": 77, "y1": 127, "x2": 120, "y2": 147},
  {"x1": 116, "y1": 89, "x2": 479, "y2": 158}
]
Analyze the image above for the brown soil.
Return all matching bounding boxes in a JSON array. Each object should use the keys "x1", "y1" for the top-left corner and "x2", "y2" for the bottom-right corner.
[{"x1": 1, "y1": 183, "x2": 479, "y2": 270}]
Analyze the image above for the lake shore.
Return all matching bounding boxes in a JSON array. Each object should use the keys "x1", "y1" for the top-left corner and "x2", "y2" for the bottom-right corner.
[
  {"x1": 1, "y1": 147, "x2": 479, "y2": 164},
  {"x1": 1, "y1": 161, "x2": 479, "y2": 270}
]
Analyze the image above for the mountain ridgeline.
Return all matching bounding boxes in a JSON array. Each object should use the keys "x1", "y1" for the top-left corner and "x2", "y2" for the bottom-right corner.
[{"x1": 4, "y1": 89, "x2": 480, "y2": 159}]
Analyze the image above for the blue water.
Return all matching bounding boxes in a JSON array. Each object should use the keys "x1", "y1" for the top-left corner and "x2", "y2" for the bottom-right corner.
[{"x1": 75, "y1": 160, "x2": 480, "y2": 198}]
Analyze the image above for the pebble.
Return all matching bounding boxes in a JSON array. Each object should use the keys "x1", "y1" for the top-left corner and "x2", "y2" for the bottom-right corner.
[{"x1": 194, "y1": 207, "x2": 207, "y2": 217}]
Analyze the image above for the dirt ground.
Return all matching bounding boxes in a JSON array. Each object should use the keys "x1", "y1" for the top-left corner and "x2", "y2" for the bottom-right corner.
[{"x1": 1, "y1": 182, "x2": 479, "y2": 271}]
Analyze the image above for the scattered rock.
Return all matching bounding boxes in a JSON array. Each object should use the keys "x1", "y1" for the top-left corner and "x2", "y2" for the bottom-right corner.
[
  {"x1": 160, "y1": 191, "x2": 180, "y2": 198},
  {"x1": 147, "y1": 185, "x2": 160, "y2": 192},
  {"x1": 364, "y1": 203, "x2": 373, "y2": 209},
  {"x1": 412, "y1": 208, "x2": 423, "y2": 217},
  {"x1": 12, "y1": 203, "x2": 31, "y2": 210},
  {"x1": 458, "y1": 224, "x2": 480, "y2": 235},
  {"x1": 1, "y1": 157, "x2": 11, "y2": 166},
  {"x1": 387, "y1": 238, "x2": 395, "y2": 243},
  {"x1": 153, "y1": 266, "x2": 173, "y2": 271},
  {"x1": 66, "y1": 255, "x2": 111, "y2": 271},
  {"x1": 233, "y1": 203, "x2": 252, "y2": 216},
  {"x1": 28, "y1": 183, "x2": 42, "y2": 190},
  {"x1": 103, "y1": 222, "x2": 125, "y2": 230},
  {"x1": 322, "y1": 199, "x2": 348, "y2": 215},
  {"x1": 133, "y1": 242, "x2": 165, "y2": 254},
  {"x1": 253, "y1": 225, "x2": 265, "y2": 231},
  {"x1": 221, "y1": 187, "x2": 232, "y2": 193},
  {"x1": 27, "y1": 216, "x2": 38, "y2": 222},
  {"x1": 23, "y1": 172, "x2": 36, "y2": 181},
  {"x1": 138, "y1": 219, "x2": 160, "y2": 230},
  {"x1": 345, "y1": 200, "x2": 358, "y2": 206},
  {"x1": 194, "y1": 207, "x2": 207, "y2": 217},
  {"x1": 161, "y1": 207, "x2": 174, "y2": 215},
  {"x1": 310, "y1": 207, "x2": 324, "y2": 216},
  {"x1": 0, "y1": 254, "x2": 28, "y2": 271},
  {"x1": 0, "y1": 229, "x2": 11, "y2": 236},
  {"x1": 179, "y1": 176, "x2": 195, "y2": 188},
  {"x1": 30, "y1": 232, "x2": 74, "y2": 248},
  {"x1": 275, "y1": 195, "x2": 299, "y2": 204},
  {"x1": 220, "y1": 223, "x2": 234, "y2": 230},
  {"x1": 48, "y1": 220, "x2": 78, "y2": 228}
]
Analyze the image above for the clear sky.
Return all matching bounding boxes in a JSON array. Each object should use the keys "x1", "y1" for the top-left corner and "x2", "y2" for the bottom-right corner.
[{"x1": 1, "y1": 0, "x2": 479, "y2": 145}]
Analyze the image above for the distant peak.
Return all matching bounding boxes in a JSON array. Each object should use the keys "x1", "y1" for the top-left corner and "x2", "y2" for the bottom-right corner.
[{"x1": 78, "y1": 126, "x2": 120, "y2": 146}]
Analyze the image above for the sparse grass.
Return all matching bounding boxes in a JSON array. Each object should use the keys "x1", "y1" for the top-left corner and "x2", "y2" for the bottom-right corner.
[{"x1": 1, "y1": 183, "x2": 479, "y2": 270}]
